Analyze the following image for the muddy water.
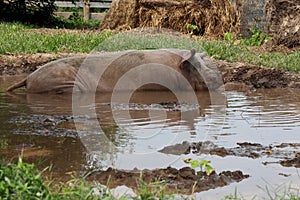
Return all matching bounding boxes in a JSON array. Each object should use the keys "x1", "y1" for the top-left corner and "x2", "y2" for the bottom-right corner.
[{"x1": 1, "y1": 76, "x2": 300, "y2": 198}]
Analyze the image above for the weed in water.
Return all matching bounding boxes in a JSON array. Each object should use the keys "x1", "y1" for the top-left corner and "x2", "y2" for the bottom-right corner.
[
  {"x1": 134, "y1": 174, "x2": 174, "y2": 200},
  {"x1": 257, "y1": 181, "x2": 300, "y2": 200}
]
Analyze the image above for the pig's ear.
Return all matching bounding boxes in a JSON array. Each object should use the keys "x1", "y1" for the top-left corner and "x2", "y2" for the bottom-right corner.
[{"x1": 180, "y1": 49, "x2": 196, "y2": 70}]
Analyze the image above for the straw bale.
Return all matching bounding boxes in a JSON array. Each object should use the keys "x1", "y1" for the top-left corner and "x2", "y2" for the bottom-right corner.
[{"x1": 101, "y1": 0, "x2": 239, "y2": 37}]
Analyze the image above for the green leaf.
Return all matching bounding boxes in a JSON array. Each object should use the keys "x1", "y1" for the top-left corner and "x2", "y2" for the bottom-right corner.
[
  {"x1": 190, "y1": 160, "x2": 200, "y2": 169},
  {"x1": 199, "y1": 160, "x2": 210, "y2": 166},
  {"x1": 205, "y1": 165, "x2": 214, "y2": 176}
]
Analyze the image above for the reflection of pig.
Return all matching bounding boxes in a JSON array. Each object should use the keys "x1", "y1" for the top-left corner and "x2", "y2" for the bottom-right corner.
[{"x1": 7, "y1": 49, "x2": 222, "y2": 94}]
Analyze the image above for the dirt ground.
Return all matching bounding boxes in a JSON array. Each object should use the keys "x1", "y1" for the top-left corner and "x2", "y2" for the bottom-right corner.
[{"x1": 1, "y1": 53, "x2": 299, "y2": 91}]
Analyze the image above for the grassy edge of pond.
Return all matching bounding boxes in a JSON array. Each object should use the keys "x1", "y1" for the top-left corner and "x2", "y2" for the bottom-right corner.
[
  {"x1": 1, "y1": 22, "x2": 299, "y2": 72},
  {"x1": 1, "y1": 158, "x2": 300, "y2": 200}
]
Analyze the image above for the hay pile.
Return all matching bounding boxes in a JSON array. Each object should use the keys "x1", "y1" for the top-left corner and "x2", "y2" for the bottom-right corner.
[
  {"x1": 101, "y1": 0, "x2": 239, "y2": 37},
  {"x1": 265, "y1": 0, "x2": 300, "y2": 47},
  {"x1": 100, "y1": 0, "x2": 139, "y2": 30}
]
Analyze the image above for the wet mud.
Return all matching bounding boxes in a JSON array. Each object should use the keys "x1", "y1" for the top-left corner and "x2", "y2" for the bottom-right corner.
[
  {"x1": 7, "y1": 111, "x2": 300, "y2": 189},
  {"x1": 160, "y1": 141, "x2": 300, "y2": 168},
  {"x1": 0, "y1": 53, "x2": 83, "y2": 75},
  {"x1": 280, "y1": 153, "x2": 300, "y2": 168},
  {"x1": 218, "y1": 60, "x2": 300, "y2": 90},
  {"x1": 5, "y1": 113, "x2": 252, "y2": 194},
  {"x1": 8, "y1": 115, "x2": 78, "y2": 137},
  {"x1": 87, "y1": 166, "x2": 249, "y2": 194}
]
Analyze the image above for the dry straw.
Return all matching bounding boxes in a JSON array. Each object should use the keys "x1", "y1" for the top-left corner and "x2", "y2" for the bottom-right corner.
[{"x1": 101, "y1": 0, "x2": 240, "y2": 38}]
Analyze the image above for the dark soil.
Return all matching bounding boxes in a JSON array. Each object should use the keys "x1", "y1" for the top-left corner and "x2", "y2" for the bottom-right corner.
[
  {"x1": 280, "y1": 153, "x2": 300, "y2": 168},
  {"x1": 1, "y1": 53, "x2": 300, "y2": 90},
  {"x1": 0, "y1": 53, "x2": 83, "y2": 75},
  {"x1": 218, "y1": 60, "x2": 300, "y2": 90},
  {"x1": 87, "y1": 166, "x2": 249, "y2": 194},
  {"x1": 7, "y1": 114, "x2": 78, "y2": 137}
]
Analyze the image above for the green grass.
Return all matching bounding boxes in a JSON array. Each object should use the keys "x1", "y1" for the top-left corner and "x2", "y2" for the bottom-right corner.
[
  {"x1": 0, "y1": 157, "x2": 50, "y2": 199},
  {"x1": 0, "y1": 22, "x2": 112, "y2": 54},
  {"x1": 0, "y1": 158, "x2": 115, "y2": 199},
  {"x1": 201, "y1": 40, "x2": 300, "y2": 72},
  {"x1": 0, "y1": 22, "x2": 299, "y2": 72},
  {"x1": 0, "y1": 158, "x2": 173, "y2": 200}
]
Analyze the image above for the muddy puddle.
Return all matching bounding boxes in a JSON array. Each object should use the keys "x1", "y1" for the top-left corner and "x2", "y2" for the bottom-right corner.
[{"x1": 1, "y1": 75, "x2": 300, "y2": 198}]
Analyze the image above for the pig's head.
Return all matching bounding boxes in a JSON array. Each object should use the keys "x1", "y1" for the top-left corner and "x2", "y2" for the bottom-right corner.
[{"x1": 179, "y1": 49, "x2": 222, "y2": 91}]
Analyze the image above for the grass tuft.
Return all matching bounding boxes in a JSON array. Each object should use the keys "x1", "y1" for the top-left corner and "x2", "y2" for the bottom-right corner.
[{"x1": 0, "y1": 22, "x2": 113, "y2": 54}]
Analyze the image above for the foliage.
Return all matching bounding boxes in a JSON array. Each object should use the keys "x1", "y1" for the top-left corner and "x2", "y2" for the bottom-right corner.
[
  {"x1": 257, "y1": 183, "x2": 300, "y2": 200},
  {"x1": 53, "y1": 7, "x2": 101, "y2": 29},
  {"x1": 0, "y1": 157, "x2": 50, "y2": 199},
  {"x1": 222, "y1": 188, "x2": 242, "y2": 200},
  {"x1": 134, "y1": 175, "x2": 174, "y2": 200},
  {"x1": 49, "y1": 177, "x2": 111, "y2": 200},
  {"x1": 240, "y1": 29, "x2": 271, "y2": 46},
  {"x1": 0, "y1": 0, "x2": 57, "y2": 26},
  {"x1": 0, "y1": 22, "x2": 113, "y2": 54},
  {"x1": 183, "y1": 158, "x2": 214, "y2": 176},
  {"x1": 223, "y1": 32, "x2": 234, "y2": 45},
  {"x1": 53, "y1": 15, "x2": 101, "y2": 29},
  {"x1": 2, "y1": 158, "x2": 300, "y2": 199},
  {"x1": 186, "y1": 24, "x2": 199, "y2": 36},
  {"x1": 0, "y1": 157, "x2": 113, "y2": 199}
]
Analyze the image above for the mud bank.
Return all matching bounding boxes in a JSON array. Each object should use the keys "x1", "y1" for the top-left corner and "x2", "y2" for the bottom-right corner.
[
  {"x1": 1, "y1": 53, "x2": 299, "y2": 90},
  {"x1": 0, "y1": 53, "x2": 84, "y2": 75},
  {"x1": 160, "y1": 141, "x2": 300, "y2": 168},
  {"x1": 218, "y1": 60, "x2": 300, "y2": 90},
  {"x1": 87, "y1": 167, "x2": 249, "y2": 194}
]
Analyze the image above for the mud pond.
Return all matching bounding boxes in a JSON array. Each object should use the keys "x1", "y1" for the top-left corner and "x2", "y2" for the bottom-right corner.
[{"x1": 1, "y1": 75, "x2": 300, "y2": 199}]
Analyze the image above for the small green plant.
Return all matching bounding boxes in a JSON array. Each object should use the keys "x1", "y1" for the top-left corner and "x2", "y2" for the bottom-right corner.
[
  {"x1": 224, "y1": 32, "x2": 234, "y2": 42},
  {"x1": 184, "y1": 158, "x2": 214, "y2": 176},
  {"x1": 186, "y1": 23, "x2": 199, "y2": 36},
  {"x1": 240, "y1": 28, "x2": 271, "y2": 46},
  {"x1": 135, "y1": 174, "x2": 174, "y2": 200}
]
